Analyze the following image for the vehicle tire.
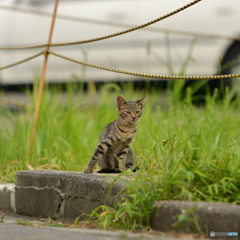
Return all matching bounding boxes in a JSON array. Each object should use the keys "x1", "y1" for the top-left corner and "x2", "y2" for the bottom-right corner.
[{"x1": 220, "y1": 40, "x2": 240, "y2": 91}]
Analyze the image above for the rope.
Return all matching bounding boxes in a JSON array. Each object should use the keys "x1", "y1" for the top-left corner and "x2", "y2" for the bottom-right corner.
[
  {"x1": 1, "y1": 50, "x2": 239, "y2": 81},
  {"x1": 1, "y1": 4, "x2": 239, "y2": 42},
  {"x1": 0, "y1": 0, "x2": 202, "y2": 50},
  {"x1": 0, "y1": 51, "x2": 44, "y2": 70},
  {"x1": 49, "y1": 51, "x2": 240, "y2": 80}
]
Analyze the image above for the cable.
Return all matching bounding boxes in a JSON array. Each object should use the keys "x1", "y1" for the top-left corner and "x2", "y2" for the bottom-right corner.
[
  {"x1": 0, "y1": 0, "x2": 202, "y2": 50},
  {"x1": 0, "y1": 51, "x2": 44, "y2": 70},
  {"x1": 49, "y1": 51, "x2": 240, "y2": 80},
  {"x1": 1, "y1": 4, "x2": 239, "y2": 42}
]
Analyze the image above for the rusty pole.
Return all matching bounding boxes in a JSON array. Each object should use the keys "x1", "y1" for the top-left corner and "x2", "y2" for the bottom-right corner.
[{"x1": 29, "y1": 0, "x2": 59, "y2": 154}]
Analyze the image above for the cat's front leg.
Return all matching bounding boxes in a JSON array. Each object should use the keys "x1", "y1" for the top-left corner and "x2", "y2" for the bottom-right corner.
[
  {"x1": 117, "y1": 138, "x2": 134, "y2": 171},
  {"x1": 117, "y1": 146, "x2": 131, "y2": 171},
  {"x1": 84, "y1": 138, "x2": 113, "y2": 173}
]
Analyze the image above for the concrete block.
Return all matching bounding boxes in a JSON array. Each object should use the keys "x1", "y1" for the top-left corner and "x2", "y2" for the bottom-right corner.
[
  {"x1": 0, "y1": 184, "x2": 16, "y2": 213},
  {"x1": 15, "y1": 186, "x2": 64, "y2": 219},
  {"x1": 15, "y1": 170, "x2": 125, "y2": 220},
  {"x1": 151, "y1": 201, "x2": 240, "y2": 234}
]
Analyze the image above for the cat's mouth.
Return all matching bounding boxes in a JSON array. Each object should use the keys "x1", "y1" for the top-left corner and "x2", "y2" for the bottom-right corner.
[
  {"x1": 124, "y1": 118, "x2": 136, "y2": 124},
  {"x1": 129, "y1": 118, "x2": 137, "y2": 123}
]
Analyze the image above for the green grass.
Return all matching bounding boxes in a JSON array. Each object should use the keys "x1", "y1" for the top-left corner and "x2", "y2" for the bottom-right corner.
[{"x1": 1, "y1": 80, "x2": 240, "y2": 230}]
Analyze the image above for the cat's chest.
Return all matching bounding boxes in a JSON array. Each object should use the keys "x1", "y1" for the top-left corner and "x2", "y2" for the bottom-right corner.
[
  {"x1": 116, "y1": 126, "x2": 136, "y2": 140},
  {"x1": 111, "y1": 138, "x2": 132, "y2": 151},
  {"x1": 109, "y1": 133, "x2": 135, "y2": 149},
  {"x1": 119, "y1": 131, "x2": 136, "y2": 142}
]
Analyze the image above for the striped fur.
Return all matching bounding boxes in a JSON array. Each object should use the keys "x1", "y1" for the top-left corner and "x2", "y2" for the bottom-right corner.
[{"x1": 84, "y1": 96, "x2": 147, "y2": 173}]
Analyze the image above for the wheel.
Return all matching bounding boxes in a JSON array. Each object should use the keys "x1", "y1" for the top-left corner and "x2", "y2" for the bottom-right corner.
[{"x1": 220, "y1": 40, "x2": 240, "y2": 93}]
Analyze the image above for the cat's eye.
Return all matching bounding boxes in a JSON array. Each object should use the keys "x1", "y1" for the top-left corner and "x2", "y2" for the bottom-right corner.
[
  {"x1": 136, "y1": 111, "x2": 140, "y2": 114},
  {"x1": 125, "y1": 111, "x2": 131, "y2": 114}
]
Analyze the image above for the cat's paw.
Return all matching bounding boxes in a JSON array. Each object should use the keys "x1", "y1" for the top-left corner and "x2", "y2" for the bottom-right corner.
[
  {"x1": 127, "y1": 166, "x2": 139, "y2": 172},
  {"x1": 132, "y1": 166, "x2": 139, "y2": 172},
  {"x1": 84, "y1": 168, "x2": 93, "y2": 173}
]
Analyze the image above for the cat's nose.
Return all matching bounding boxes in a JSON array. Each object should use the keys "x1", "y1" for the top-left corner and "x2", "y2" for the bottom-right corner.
[{"x1": 131, "y1": 114, "x2": 136, "y2": 120}]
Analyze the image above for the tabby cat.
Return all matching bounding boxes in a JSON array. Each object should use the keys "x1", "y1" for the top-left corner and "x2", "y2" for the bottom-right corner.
[{"x1": 84, "y1": 95, "x2": 147, "y2": 173}]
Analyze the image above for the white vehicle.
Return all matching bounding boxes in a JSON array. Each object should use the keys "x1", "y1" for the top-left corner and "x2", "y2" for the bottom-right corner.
[{"x1": 0, "y1": 0, "x2": 240, "y2": 88}]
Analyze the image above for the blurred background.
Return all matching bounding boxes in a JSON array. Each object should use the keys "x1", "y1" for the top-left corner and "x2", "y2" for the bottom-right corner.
[{"x1": 0, "y1": 0, "x2": 240, "y2": 90}]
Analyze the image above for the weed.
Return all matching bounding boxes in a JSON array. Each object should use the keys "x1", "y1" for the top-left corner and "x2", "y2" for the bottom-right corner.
[
  {"x1": 172, "y1": 207, "x2": 203, "y2": 233},
  {"x1": 17, "y1": 219, "x2": 32, "y2": 226},
  {"x1": 1, "y1": 78, "x2": 240, "y2": 230}
]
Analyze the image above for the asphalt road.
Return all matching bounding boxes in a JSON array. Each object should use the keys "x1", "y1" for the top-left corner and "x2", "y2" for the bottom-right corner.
[
  {"x1": 1, "y1": 223, "x2": 206, "y2": 240},
  {"x1": 0, "y1": 215, "x2": 191, "y2": 240},
  {"x1": 0, "y1": 223, "x2": 144, "y2": 240}
]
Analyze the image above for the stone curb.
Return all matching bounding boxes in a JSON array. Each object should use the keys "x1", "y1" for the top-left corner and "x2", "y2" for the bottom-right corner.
[
  {"x1": 0, "y1": 183, "x2": 16, "y2": 214},
  {"x1": 15, "y1": 170, "x2": 125, "y2": 220},
  {"x1": 151, "y1": 201, "x2": 240, "y2": 234},
  {"x1": 0, "y1": 170, "x2": 240, "y2": 235}
]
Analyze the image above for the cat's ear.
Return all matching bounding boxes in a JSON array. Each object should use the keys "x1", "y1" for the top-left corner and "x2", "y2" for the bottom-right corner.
[
  {"x1": 117, "y1": 96, "x2": 127, "y2": 110},
  {"x1": 136, "y1": 96, "x2": 148, "y2": 108}
]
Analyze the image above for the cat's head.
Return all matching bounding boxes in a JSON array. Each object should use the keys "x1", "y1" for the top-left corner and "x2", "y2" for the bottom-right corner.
[{"x1": 116, "y1": 96, "x2": 147, "y2": 123}]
